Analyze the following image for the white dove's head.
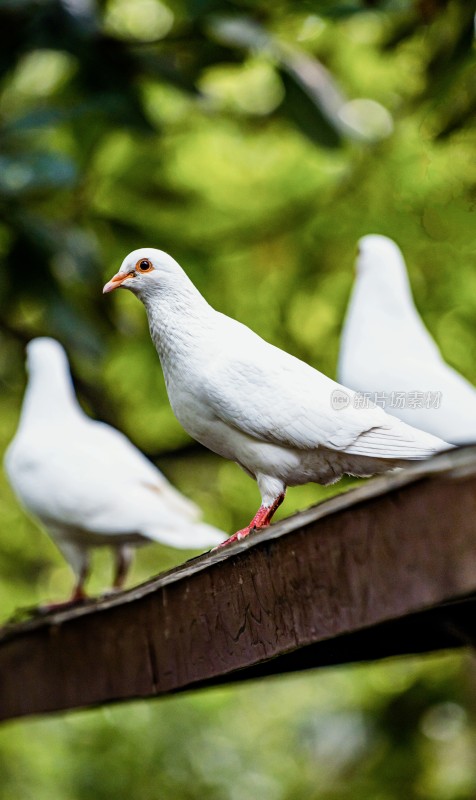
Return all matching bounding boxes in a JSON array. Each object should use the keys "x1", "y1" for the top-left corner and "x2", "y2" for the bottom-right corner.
[
  {"x1": 26, "y1": 337, "x2": 69, "y2": 376},
  {"x1": 356, "y1": 234, "x2": 406, "y2": 276},
  {"x1": 353, "y1": 234, "x2": 415, "y2": 310},
  {"x1": 103, "y1": 248, "x2": 183, "y2": 298}
]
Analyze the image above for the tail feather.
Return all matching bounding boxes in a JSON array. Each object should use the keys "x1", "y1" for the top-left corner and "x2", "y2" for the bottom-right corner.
[
  {"x1": 143, "y1": 520, "x2": 226, "y2": 549},
  {"x1": 345, "y1": 420, "x2": 453, "y2": 460}
]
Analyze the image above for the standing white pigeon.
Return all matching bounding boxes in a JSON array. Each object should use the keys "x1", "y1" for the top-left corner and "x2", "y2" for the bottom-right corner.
[
  {"x1": 338, "y1": 234, "x2": 476, "y2": 444},
  {"x1": 103, "y1": 248, "x2": 451, "y2": 547},
  {"x1": 4, "y1": 337, "x2": 225, "y2": 602}
]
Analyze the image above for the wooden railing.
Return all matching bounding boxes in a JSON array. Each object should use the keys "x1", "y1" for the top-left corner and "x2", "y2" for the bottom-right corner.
[{"x1": 1, "y1": 447, "x2": 476, "y2": 722}]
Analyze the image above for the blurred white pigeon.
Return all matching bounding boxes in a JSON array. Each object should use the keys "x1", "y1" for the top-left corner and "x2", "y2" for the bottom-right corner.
[
  {"x1": 338, "y1": 234, "x2": 476, "y2": 444},
  {"x1": 103, "y1": 248, "x2": 451, "y2": 547},
  {"x1": 4, "y1": 337, "x2": 225, "y2": 602}
]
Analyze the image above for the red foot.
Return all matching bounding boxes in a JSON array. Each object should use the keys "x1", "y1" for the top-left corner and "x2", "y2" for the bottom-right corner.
[
  {"x1": 39, "y1": 585, "x2": 89, "y2": 612},
  {"x1": 215, "y1": 524, "x2": 259, "y2": 548},
  {"x1": 71, "y1": 585, "x2": 88, "y2": 602},
  {"x1": 215, "y1": 493, "x2": 285, "y2": 549}
]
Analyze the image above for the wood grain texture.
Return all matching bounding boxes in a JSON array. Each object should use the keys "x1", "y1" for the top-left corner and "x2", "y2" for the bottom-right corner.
[{"x1": 1, "y1": 447, "x2": 476, "y2": 722}]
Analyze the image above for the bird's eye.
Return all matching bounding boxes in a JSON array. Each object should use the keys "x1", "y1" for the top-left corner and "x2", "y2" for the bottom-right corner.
[{"x1": 136, "y1": 258, "x2": 153, "y2": 272}]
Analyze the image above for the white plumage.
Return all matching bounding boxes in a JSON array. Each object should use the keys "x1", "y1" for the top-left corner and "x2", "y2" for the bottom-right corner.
[
  {"x1": 4, "y1": 337, "x2": 225, "y2": 600},
  {"x1": 339, "y1": 234, "x2": 476, "y2": 444},
  {"x1": 104, "y1": 247, "x2": 451, "y2": 546}
]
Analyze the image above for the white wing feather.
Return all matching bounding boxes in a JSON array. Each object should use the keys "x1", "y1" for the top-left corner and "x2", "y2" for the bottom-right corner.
[
  {"x1": 199, "y1": 314, "x2": 446, "y2": 460},
  {"x1": 5, "y1": 412, "x2": 223, "y2": 549}
]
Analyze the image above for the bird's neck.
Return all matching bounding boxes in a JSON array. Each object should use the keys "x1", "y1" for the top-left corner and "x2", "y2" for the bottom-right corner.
[
  {"x1": 342, "y1": 266, "x2": 440, "y2": 367},
  {"x1": 20, "y1": 364, "x2": 83, "y2": 429},
  {"x1": 141, "y1": 279, "x2": 214, "y2": 382},
  {"x1": 347, "y1": 267, "x2": 420, "y2": 340}
]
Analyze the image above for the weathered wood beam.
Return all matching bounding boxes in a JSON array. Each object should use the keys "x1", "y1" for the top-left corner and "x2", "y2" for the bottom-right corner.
[{"x1": 1, "y1": 446, "x2": 476, "y2": 722}]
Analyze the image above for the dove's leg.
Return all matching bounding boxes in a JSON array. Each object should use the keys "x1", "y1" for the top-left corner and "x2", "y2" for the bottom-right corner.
[
  {"x1": 42, "y1": 540, "x2": 90, "y2": 608},
  {"x1": 71, "y1": 570, "x2": 89, "y2": 602},
  {"x1": 63, "y1": 543, "x2": 90, "y2": 602},
  {"x1": 113, "y1": 545, "x2": 134, "y2": 591},
  {"x1": 217, "y1": 489, "x2": 286, "y2": 548}
]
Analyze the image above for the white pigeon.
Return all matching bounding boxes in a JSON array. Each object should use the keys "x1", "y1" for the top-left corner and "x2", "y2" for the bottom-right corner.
[
  {"x1": 4, "y1": 337, "x2": 225, "y2": 602},
  {"x1": 338, "y1": 234, "x2": 476, "y2": 444},
  {"x1": 103, "y1": 248, "x2": 451, "y2": 547}
]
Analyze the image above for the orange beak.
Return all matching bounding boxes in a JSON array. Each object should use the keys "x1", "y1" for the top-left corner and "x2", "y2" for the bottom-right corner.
[{"x1": 103, "y1": 271, "x2": 134, "y2": 294}]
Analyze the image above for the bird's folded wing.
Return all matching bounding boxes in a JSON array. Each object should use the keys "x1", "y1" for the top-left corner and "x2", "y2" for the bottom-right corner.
[
  {"x1": 83, "y1": 419, "x2": 200, "y2": 520},
  {"x1": 201, "y1": 340, "x2": 447, "y2": 460},
  {"x1": 8, "y1": 433, "x2": 201, "y2": 537}
]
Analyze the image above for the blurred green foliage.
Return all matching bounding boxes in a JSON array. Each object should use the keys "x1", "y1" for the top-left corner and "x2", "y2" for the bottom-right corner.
[{"x1": 0, "y1": 0, "x2": 476, "y2": 796}]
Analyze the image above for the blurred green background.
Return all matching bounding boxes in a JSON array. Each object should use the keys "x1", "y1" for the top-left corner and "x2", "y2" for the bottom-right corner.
[{"x1": 1, "y1": 0, "x2": 476, "y2": 796}]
